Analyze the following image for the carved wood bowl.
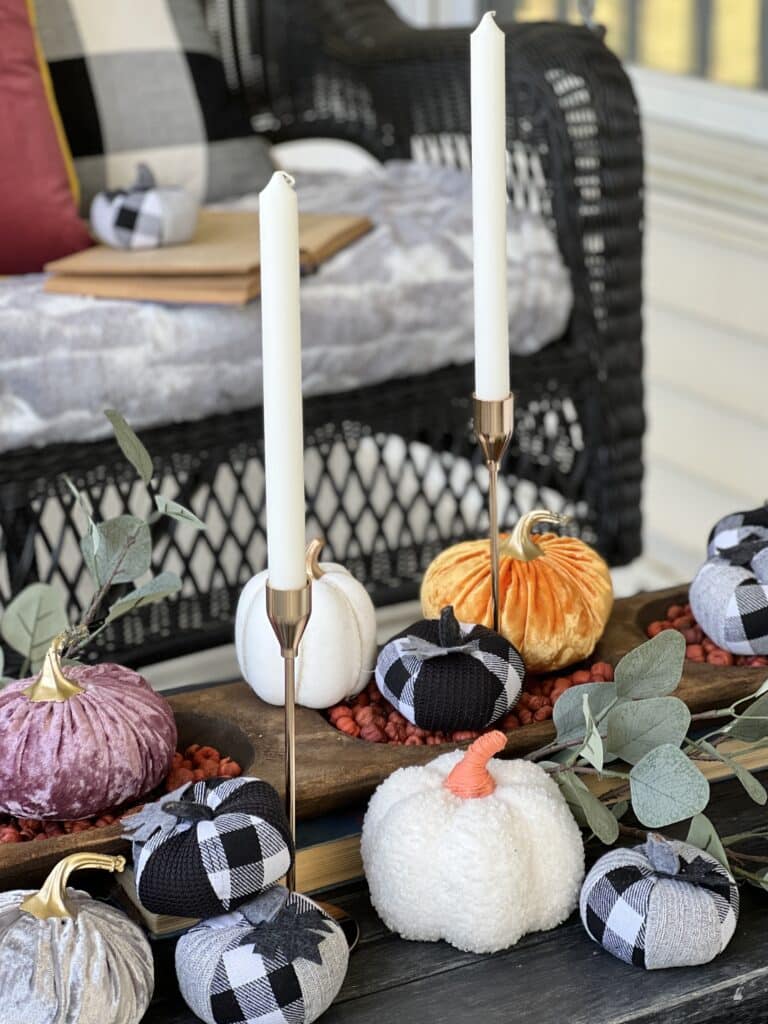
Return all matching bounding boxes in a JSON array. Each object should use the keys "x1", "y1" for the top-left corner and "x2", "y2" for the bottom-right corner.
[{"x1": 0, "y1": 711, "x2": 257, "y2": 891}]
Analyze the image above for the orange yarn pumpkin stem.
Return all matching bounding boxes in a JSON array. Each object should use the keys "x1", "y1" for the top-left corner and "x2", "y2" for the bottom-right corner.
[{"x1": 444, "y1": 730, "x2": 507, "y2": 798}]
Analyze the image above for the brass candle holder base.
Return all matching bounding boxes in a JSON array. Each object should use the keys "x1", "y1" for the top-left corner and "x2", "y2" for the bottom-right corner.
[
  {"x1": 266, "y1": 578, "x2": 311, "y2": 894},
  {"x1": 473, "y1": 393, "x2": 514, "y2": 632},
  {"x1": 266, "y1": 552, "x2": 360, "y2": 951}
]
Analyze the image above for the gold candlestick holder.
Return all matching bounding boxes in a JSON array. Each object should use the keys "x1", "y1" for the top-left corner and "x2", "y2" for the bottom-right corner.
[
  {"x1": 266, "y1": 543, "x2": 359, "y2": 950},
  {"x1": 473, "y1": 393, "x2": 514, "y2": 632},
  {"x1": 266, "y1": 577, "x2": 312, "y2": 893}
]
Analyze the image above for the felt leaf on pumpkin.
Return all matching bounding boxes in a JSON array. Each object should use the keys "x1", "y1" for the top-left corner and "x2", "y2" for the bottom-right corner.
[
  {"x1": 244, "y1": 903, "x2": 334, "y2": 965},
  {"x1": 606, "y1": 697, "x2": 691, "y2": 765},
  {"x1": 629, "y1": 743, "x2": 710, "y2": 828},
  {"x1": 556, "y1": 771, "x2": 619, "y2": 844},
  {"x1": 686, "y1": 813, "x2": 729, "y2": 870},
  {"x1": 716, "y1": 535, "x2": 767, "y2": 566},
  {"x1": 696, "y1": 739, "x2": 767, "y2": 805},
  {"x1": 0, "y1": 583, "x2": 69, "y2": 670},
  {"x1": 154, "y1": 495, "x2": 206, "y2": 531},
  {"x1": 107, "y1": 571, "x2": 182, "y2": 622},
  {"x1": 81, "y1": 515, "x2": 152, "y2": 587},
  {"x1": 579, "y1": 693, "x2": 604, "y2": 771},
  {"x1": 728, "y1": 691, "x2": 768, "y2": 742},
  {"x1": 105, "y1": 408, "x2": 154, "y2": 484},
  {"x1": 553, "y1": 682, "x2": 617, "y2": 744},
  {"x1": 614, "y1": 629, "x2": 685, "y2": 700}
]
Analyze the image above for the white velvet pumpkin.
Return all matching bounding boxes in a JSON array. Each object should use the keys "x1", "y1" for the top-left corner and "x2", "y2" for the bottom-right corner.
[
  {"x1": 235, "y1": 541, "x2": 377, "y2": 708},
  {"x1": 362, "y1": 731, "x2": 585, "y2": 954}
]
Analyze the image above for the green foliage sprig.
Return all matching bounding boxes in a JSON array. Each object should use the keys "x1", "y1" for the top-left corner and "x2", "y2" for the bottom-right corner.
[
  {"x1": 525, "y1": 630, "x2": 768, "y2": 890},
  {"x1": 0, "y1": 410, "x2": 205, "y2": 679}
]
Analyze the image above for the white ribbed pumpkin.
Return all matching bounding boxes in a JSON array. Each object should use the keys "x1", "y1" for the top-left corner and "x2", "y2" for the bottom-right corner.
[{"x1": 235, "y1": 540, "x2": 377, "y2": 708}]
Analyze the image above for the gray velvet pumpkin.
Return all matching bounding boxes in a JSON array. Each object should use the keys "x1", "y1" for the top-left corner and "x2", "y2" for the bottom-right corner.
[{"x1": 0, "y1": 853, "x2": 154, "y2": 1024}]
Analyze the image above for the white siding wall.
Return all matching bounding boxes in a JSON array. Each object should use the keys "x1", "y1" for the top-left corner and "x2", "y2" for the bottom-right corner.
[{"x1": 632, "y1": 69, "x2": 768, "y2": 580}]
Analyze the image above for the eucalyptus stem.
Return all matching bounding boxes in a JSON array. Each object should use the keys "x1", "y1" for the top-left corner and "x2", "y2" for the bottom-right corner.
[{"x1": 64, "y1": 528, "x2": 140, "y2": 657}]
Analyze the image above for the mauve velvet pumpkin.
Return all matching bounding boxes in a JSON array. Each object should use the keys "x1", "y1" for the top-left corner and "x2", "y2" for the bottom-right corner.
[{"x1": 0, "y1": 663, "x2": 176, "y2": 819}]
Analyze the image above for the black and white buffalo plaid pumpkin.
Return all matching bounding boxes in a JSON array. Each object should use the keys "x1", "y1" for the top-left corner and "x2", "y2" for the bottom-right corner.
[
  {"x1": 122, "y1": 777, "x2": 293, "y2": 919},
  {"x1": 580, "y1": 834, "x2": 738, "y2": 970},
  {"x1": 176, "y1": 886, "x2": 349, "y2": 1024},
  {"x1": 690, "y1": 503, "x2": 768, "y2": 656},
  {"x1": 376, "y1": 606, "x2": 524, "y2": 731}
]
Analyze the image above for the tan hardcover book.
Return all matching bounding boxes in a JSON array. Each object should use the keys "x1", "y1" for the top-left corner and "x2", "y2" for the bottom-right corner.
[
  {"x1": 43, "y1": 210, "x2": 373, "y2": 306},
  {"x1": 116, "y1": 836, "x2": 363, "y2": 939}
]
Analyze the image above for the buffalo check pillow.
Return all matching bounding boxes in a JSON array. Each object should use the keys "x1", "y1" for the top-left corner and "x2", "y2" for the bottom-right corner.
[{"x1": 35, "y1": 0, "x2": 274, "y2": 209}]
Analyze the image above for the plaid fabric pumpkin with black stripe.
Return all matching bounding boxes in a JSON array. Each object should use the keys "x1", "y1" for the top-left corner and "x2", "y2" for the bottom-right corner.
[
  {"x1": 691, "y1": 503, "x2": 768, "y2": 656},
  {"x1": 376, "y1": 606, "x2": 524, "y2": 731},
  {"x1": 176, "y1": 886, "x2": 349, "y2": 1024},
  {"x1": 580, "y1": 835, "x2": 738, "y2": 970},
  {"x1": 125, "y1": 777, "x2": 293, "y2": 919}
]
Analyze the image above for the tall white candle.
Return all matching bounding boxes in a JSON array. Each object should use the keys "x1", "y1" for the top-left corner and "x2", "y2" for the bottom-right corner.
[
  {"x1": 471, "y1": 11, "x2": 510, "y2": 401},
  {"x1": 259, "y1": 171, "x2": 307, "y2": 590}
]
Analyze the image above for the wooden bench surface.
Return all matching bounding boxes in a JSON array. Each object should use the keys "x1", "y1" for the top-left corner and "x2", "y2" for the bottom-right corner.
[{"x1": 143, "y1": 772, "x2": 768, "y2": 1024}]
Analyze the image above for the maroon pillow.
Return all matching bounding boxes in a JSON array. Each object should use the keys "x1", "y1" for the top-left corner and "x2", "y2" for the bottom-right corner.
[{"x1": 0, "y1": 0, "x2": 92, "y2": 273}]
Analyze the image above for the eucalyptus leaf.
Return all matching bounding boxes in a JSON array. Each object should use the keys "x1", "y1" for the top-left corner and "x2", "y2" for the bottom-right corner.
[
  {"x1": 697, "y1": 739, "x2": 767, "y2": 805},
  {"x1": 0, "y1": 583, "x2": 69, "y2": 670},
  {"x1": 580, "y1": 693, "x2": 604, "y2": 771},
  {"x1": 745, "y1": 869, "x2": 768, "y2": 894},
  {"x1": 63, "y1": 474, "x2": 95, "y2": 520},
  {"x1": 81, "y1": 515, "x2": 152, "y2": 586},
  {"x1": 606, "y1": 697, "x2": 691, "y2": 765},
  {"x1": 105, "y1": 409, "x2": 153, "y2": 485},
  {"x1": 686, "y1": 813, "x2": 729, "y2": 869},
  {"x1": 610, "y1": 800, "x2": 630, "y2": 821},
  {"x1": 728, "y1": 692, "x2": 768, "y2": 743},
  {"x1": 629, "y1": 744, "x2": 710, "y2": 828},
  {"x1": 614, "y1": 630, "x2": 685, "y2": 700},
  {"x1": 557, "y1": 772, "x2": 619, "y2": 844},
  {"x1": 107, "y1": 571, "x2": 182, "y2": 622},
  {"x1": 155, "y1": 495, "x2": 206, "y2": 531},
  {"x1": 553, "y1": 683, "x2": 617, "y2": 743}
]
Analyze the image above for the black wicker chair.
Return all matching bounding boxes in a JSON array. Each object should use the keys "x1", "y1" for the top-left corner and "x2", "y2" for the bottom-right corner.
[{"x1": 0, "y1": 1, "x2": 644, "y2": 670}]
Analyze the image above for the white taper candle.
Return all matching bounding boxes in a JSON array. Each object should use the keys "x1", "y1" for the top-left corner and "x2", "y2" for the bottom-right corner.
[
  {"x1": 259, "y1": 171, "x2": 307, "y2": 590},
  {"x1": 471, "y1": 11, "x2": 510, "y2": 401}
]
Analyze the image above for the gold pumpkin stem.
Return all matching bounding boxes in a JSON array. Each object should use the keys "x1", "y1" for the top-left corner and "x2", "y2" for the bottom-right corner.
[
  {"x1": 22, "y1": 633, "x2": 85, "y2": 703},
  {"x1": 20, "y1": 852, "x2": 126, "y2": 920},
  {"x1": 305, "y1": 537, "x2": 326, "y2": 580},
  {"x1": 500, "y1": 509, "x2": 572, "y2": 562}
]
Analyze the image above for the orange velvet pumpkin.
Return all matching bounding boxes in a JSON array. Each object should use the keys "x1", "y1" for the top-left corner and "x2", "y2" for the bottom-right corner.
[{"x1": 420, "y1": 510, "x2": 613, "y2": 672}]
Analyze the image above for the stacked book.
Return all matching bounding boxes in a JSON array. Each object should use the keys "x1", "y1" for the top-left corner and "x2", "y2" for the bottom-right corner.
[{"x1": 45, "y1": 210, "x2": 373, "y2": 305}]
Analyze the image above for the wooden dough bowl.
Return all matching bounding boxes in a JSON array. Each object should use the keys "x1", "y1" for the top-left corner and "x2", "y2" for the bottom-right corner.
[{"x1": 1, "y1": 585, "x2": 765, "y2": 889}]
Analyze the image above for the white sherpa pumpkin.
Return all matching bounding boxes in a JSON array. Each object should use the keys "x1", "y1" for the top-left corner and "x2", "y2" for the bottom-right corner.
[
  {"x1": 235, "y1": 540, "x2": 377, "y2": 708},
  {"x1": 361, "y1": 730, "x2": 584, "y2": 954}
]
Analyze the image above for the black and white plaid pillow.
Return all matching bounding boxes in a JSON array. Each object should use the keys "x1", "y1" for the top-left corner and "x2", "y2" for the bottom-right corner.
[
  {"x1": 36, "y1": 0, "x2": 274, "y2": 209},
  {"x1": 134, "y1": 777, "x2": 293, "y2": 919}
]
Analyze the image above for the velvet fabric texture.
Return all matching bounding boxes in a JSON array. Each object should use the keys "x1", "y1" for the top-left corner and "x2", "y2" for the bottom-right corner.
[
  {"x1": 421, "y1": 530, "x2": 613, "y2": 673},
  {"x1": 0, "y1": 663, "x2": 176, "y2": 819},
  {"x1": 0, "y1": 885, "x2": 154, "y2": 1024},
  {"x1": 0, "y1": 0, "x2": 92, "y2": 272}
]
